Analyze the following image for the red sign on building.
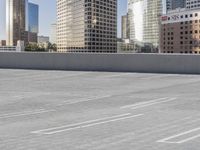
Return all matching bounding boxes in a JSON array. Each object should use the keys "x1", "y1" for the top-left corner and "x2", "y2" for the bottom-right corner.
[{"x1": 161, "y1": 16, "x2": 168, "y2": 21}]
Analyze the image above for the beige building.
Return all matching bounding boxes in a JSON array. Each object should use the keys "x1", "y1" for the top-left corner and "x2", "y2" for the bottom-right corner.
[
  {"x1": 121, "y1": 15, "x2": 129, "y2": 39},
  {"x1": 57, "y1": 0, "x2": 117, "y2": 53},
  {"x1": 50, "y1": 23, "x2": 57, "y2": 44},
  {"x1": 160, "y1": 9, "x2": 200, "y2": 54},
  {"x1": 186, "y1": 0, "x2": 200, "y2": 10}
]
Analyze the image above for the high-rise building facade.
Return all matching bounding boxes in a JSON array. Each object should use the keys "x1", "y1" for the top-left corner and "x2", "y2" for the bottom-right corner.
[
  {"x1": 186, "y1": 0, "x2": 200, "y2": 10},
  {"x1": 28, "y1": 2, "x2": 39, "y2": 43},
  {"x1": 6, "y1": 0, "x2": 38, "y2": 46},
  {"x1": 28, "y1": 2, "x2": 39, "y2": 33},
  {"x1": 160, "y1": 9, "x2": 200, "y2": 54},
  {"x1": 128, "y1": 0, "x2": 162, "y2": 48},
  {"x1": 166, "y1": 0, "x2": 186, "y2": 11},
  {"x1": 57, "y1": 0, "x2": 117, "y2": 53},
  {"x1": 6, "y1": 0, "x2": 28, "y2": 46},
  {"x1": 121, "y1": 14, "x2": 129, "y2": 39},
  {"x1": 50, "y1": 23, "x2": 57, "y2": 44}
]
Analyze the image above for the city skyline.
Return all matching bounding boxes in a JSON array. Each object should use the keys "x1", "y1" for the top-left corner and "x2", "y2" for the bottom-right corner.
[{"x1": 0, "y1": 0, "x2": 127, "y2": 40}]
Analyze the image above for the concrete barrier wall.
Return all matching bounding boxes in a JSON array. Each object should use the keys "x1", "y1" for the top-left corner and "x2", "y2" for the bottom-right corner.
[{"x1": 0, "y1": 52, "x2": 200, "y2": 74}]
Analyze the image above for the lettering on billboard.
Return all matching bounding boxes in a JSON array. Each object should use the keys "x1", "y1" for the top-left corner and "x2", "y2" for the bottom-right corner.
[{"x1": 171, "y1": 15, "x2": 179, "y2": 21}]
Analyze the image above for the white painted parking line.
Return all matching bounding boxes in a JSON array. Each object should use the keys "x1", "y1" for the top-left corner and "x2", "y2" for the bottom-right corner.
[
  {"x1": 31, "y1": 113, "x2": 144, "y2": 135},
  {"x1": 0, "y1": 109, "x2": 55, "y2": 119},
  {"x1": 131, "y1": 97, "x2": 177, "y2": 110},
  {"x1": 55, "y1": 95, "x2": 112, "y2": 107},
  {"x1": 157, "y1": 127, "x2": 200, "y2": 144},
  {"x1": 31, "y1": 113, "x2": 131, "y2": 134},
  {"x1": 81, "y1": 114, "x2": 143, "y2": 128},
  {"x1": 63, "y1": 95, "x2": 112, "y2": 104},
  {"x1": 121, "y1": 97, "x2": 168, "y2": 109},
  {"x1": 121, "y1": 97, "x2": 176, "y2": 110}
]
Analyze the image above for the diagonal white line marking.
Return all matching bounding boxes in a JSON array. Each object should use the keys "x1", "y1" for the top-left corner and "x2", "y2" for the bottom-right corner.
[
  {"x1": 31, "y1": 113, "x2": 131, "y2": 134},
  {"x1": 0, "y1": 109, "x2": 55, "y2": 119},
  {"x1": 176, "y1": 134, "x2": 200, "y2": 144},
  {"x1": 157, "y1": 127, "x2": 200, "y2": 144},
  {"x1": 121, "y1": 97, "x2": 177, "y2": 109},
  {"x1": 43, "y1": 114, "x2": 144, "y2": 135},
  {"x1": 62, "y1": 95, "x2": 112, "y2": 105},
  {"x1": 121, "y1": 97, "x2": 169, "y2": 109},
  {"x1": 82, "y1": 114, "x2": 144, "y2": 128},
  {"x1": 130, "y1": 98, "x2": 177, "y2": 110}
]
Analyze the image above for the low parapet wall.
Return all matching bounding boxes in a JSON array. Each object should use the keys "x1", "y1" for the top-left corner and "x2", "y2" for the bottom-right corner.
[{"x1": 0, "y1": 52, "x2": 200, "y2": 74}]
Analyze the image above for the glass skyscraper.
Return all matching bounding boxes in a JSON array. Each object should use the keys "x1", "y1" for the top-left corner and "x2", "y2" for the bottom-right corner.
[
  {"x1": 6, "y1": 0, "x2": 27, "y2": 46},
  {"x1": 6, "y1": 0, "x2": 38, "y2": 46},
  {"x1": 57, "y1": 0, "x2": 117, "y2": 53},
  {"x1": 27, "y1": 2, "x2": 38, "y2": 43},
  {"x1": 28, "y1": 2, "x2": 39, "y2": 33},
  {"x1": 128, "y1": 0, "x2": 163, "y2": 48}
]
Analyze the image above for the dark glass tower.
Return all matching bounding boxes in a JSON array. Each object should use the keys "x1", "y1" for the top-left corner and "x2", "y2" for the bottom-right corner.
[
  {"x1": 6, "y1": 0, "x2": 27, "y2": 46},
  {"x1": 166, "y1": 0, "x2": 186, "y2": 11}
]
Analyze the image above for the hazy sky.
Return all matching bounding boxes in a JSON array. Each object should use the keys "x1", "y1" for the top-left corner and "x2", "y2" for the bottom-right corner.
[{"x1": 0, "y1": 0, "x2": 127, "y2": 40}]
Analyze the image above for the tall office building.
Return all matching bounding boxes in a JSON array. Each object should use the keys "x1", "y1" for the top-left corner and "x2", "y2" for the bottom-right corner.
[
  {"x1": 6, "y1": 0, "x2": 38, "y2": 46},
  {"x1": 28, "y1": 2, "x2": 39, "y2": 43},
  {"x1": 166, "y1": 0, "x2": 186, "y2": 11},
  {"x1": 160, "y1": 9, "x2": 200, "y2": 54},
  {"x1": 121, "y1": 14, "x2": 129, "y2": 39},
  {"x1": 28, "y1": 3, "x2": 39, "y2": 33},
  {"x1": 57, "y1": 0, "x2": 117, "y2": 53},
  {"x1": 50, "y1": 23, "x2": 56, "y2": 44},
  {"x1": 128, "y1": 0, "x2": 163, "y2": 48},
  {"x1": 186, "y1": 0, "x2": 200, "y2": 10},
  {"x1": 6, "y1": 0, "x2": 28, "y2": 46}
]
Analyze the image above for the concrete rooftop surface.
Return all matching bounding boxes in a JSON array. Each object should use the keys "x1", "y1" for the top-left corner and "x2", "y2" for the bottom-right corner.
[{"x1": 0, "y1": 69, "x2": 200, "y2": 150}]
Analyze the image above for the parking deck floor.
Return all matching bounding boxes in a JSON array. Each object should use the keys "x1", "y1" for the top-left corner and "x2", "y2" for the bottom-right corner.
[{"x1": 0, "y1": 69, "x2": 200, "y2": 150}]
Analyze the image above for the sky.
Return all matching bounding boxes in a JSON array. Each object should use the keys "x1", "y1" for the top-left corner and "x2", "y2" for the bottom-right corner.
[{"x1": 0, "y1": 0, "x2": 127, "y2": 40}]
